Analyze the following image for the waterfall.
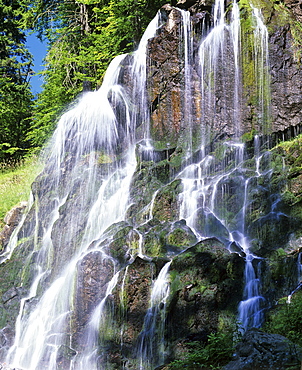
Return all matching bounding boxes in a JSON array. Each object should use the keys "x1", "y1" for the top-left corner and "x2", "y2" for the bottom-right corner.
[
  {"x1": 71, "y1": 271, "x2": 120, "y2": 369},
  {"x1": 251, "y1": 6, "x2": 271, "y2": 134},
  {"x1": 6, "y1": 53, "x2": 137, "y2": 368},
  {"x1": 198, "y1": 0, "x2": 243, "y2": 149},
  {"x1": 287, "y1": 252, "x2": 302, "y2": 303},
  {"x1": 0, "y1": 1, "x2": 277, "y2": 368},
  {"x1": 3, "y1": 13, "x2": 162, "y2": 370},
  {"x1": 0, "y1": 196, "x2": 33, "y2": 264},
  {"x1": 180, "y1": 9, "x2": 194, "y2": 158},
  {"x1": 136, "y1": 261, "x2": 171, "y2": 369},
  {"x1": 131, "y1": 12, "x2": 161, "y2": 147}
]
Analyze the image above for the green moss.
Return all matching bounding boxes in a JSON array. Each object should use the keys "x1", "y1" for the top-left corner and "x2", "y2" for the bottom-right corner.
[
  {"x1": 167, "y1": 329, "x2": 237, "y2": 370},
  {"x1": 167, "y1": 227, "x2": 197, "y2": 248},
  {"x1": 241, "y1": 129, "x2": 258, "y2": 142},
  {"x1": 144, "y1": 232, "x2": 163, "y2": 257},
  {"x1": 264, "y1": 290, "x2": 302, "y2": 346},
  {"x1": 0, "y1": 157, "x2": 41, "y2": 228}
]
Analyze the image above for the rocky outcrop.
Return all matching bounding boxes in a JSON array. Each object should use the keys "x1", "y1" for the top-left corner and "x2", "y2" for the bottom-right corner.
[
  {"x1": 270, "y1": 24, "x2": 302, "y2": 132},
  {"x1": 284, "y1": 0, "x2": 302, "y2": 22},
  {"x1": 223, "y1": 328, "x2": 302, "y2": 370},
  {"x1": 147, "y1": 0, "x2": 302, "y2": 149},
  {"x1": 0, "y1": 202, "x2": 27, "y2": 251},
  {"x1": 167, "y1": 239, "x2": 245, "y2": 343}
]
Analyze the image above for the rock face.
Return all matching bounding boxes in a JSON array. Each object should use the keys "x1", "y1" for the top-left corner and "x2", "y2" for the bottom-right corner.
[
  {"x1": 223, "y1": 328, "x2": 302, "y2": 370},
  {"x1": 167, "y1": 239, "x2": 245, "y2": 343},
  {"x1": 147, "y1": 0, "x2": 302, "y2": 149},
  {"x1": 270, "y1": 24, "x2": 302, "y2": 132},
  {"x1": 0, "y1": 202, "x2": 27, "y2": 251}
]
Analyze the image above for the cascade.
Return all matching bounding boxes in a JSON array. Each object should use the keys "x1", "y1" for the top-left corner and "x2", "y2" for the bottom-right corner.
[
  {"x1": 136, "y1": 261, "x2": 171, "y2": 369},
  {"x1": 180, "y1": 9, "x2": 194, "y2": 158},
  {"x1": 71, "y1": 271, "x2": 120, "y2": 369},
  {"x1": 0, "y1": 196, "x2": 33, "y2": 264},
  {"x1": 251, "y1": 6, "x2": 271, "y2": 134},
  {"x1": 6, "y1": 54, "x2": 138, "y2": 368},
  {"x1": 0, "y1": 0, "x2": 283, "y2": 369},
  {"x1": 287, "y1": 251, "x2": 302, "y2": 303},
  {"x1": 199, "y1": 0, "x2": 242, "y2": 139}
]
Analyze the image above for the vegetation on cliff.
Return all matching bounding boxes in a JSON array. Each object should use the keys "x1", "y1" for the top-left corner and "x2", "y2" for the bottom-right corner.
[
  {"x1": 0, "y1": 158, "x2": 40, "y2": 229},
  {"x1": 0, "y1": 0, "x2": 171, "y2": 161}
]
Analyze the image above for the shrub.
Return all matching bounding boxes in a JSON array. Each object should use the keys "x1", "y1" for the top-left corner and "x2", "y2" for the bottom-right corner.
[
  {"x1": 264, "y1": 290, "x2": 302, "y2": 346},
  {"x1": 168, "y1": 330, "x2": 237, "y2": 369}
]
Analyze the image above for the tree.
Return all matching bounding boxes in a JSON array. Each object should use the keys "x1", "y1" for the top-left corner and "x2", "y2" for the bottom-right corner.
[
  {"x1": 25, "y1": 0, "x2": 170, "y2": 148},
  {"x1": 0, "y1": 0, "x2": 33, "y2": 162}
]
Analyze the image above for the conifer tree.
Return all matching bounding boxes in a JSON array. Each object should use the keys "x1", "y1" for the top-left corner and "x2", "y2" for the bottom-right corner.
[
  {"x1": 0, "y1": 0, "x2": 33, "y2": 162},
  {"x1": 26, "y1": 0, "x2": 170, "y2": 148}
]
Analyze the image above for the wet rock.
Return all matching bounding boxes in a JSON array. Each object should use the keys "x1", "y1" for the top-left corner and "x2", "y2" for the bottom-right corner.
[
  {"x1": 1, "y1": 288, "x2": 18, "y2": 305},
  {"x1": 223, "y1": 328, "x2": 302, "y2": 370},
  {"x1": 140, "y1": 219, "x2": 197, "y2": 257},
  {"x1": 0, "y1": 202, "x2": 27, "y2": 250},
  {"x1": 167, "y1": 238, "x2": 245, "y2": 343},
  {"x1": 269, "y1": 25, "x2": 302, "y2": 132},
  {"x1": 113, "y1": 257, "x2": 156, "y2": 357},
  {"x1": 72, "y1": 251, "x2": 115, "y2": 348}
]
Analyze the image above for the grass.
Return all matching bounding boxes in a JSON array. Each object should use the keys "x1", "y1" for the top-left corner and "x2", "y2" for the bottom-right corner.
[{"x1": 0, "y1": 157, "x2": 42, "y2": 228}]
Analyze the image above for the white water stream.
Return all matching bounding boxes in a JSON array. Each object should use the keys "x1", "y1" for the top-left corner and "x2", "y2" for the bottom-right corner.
[
  {"x1": 2, "y1": 2, "x2": 274, "y2": 369},
  {"x1": 5, "y1": 16, "x2": 161, "y2": 368}
]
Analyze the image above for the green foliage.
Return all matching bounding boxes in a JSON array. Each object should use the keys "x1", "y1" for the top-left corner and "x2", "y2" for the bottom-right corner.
[
  {"x1": 264, "y1": 290, "x2": 302, "y2": 346},
  {"x1": 24, "y1": 0, "x2": 170, "y2": 149},
  {"x1": 0, "y1": 0, "x2": 34, "y2": 162},
  {"x1": 0, "y1": 157, "x2": 42, "y2": 228},
  {"x1": 168, "y1": 330, "x2": 237, "y2": 369}
]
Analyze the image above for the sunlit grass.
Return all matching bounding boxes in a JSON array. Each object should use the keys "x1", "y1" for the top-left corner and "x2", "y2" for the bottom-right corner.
[{"x1": 0, "y1": 157, "x2": 42, "y2": 228}]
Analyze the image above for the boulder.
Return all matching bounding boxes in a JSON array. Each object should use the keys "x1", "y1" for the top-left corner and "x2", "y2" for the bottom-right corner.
[
  {"x1": 223, "y1": 328, "x2": 302, "y2": 370},
  {"x1": 0, "y1": 202, "x2": 27, "y2": 250}
]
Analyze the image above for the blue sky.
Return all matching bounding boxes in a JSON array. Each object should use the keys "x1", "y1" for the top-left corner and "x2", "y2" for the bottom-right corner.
[{"x1": 26, "y1": 33, "x2": 47, "y2": 94}]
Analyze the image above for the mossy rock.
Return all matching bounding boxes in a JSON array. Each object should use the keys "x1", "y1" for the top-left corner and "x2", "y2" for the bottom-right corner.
[
  {"x1": 141, "y1": 219, "x2": 197, "y2": 258},
  {"x1": 152, "y1": 179, "x2": 182, "y2": 222},
  {"x1": 165, "y1": 238, "x2": 245, "y2": 343},
  {"x1": 96, "y1": 221, "x2": 140, "y2": 265}
]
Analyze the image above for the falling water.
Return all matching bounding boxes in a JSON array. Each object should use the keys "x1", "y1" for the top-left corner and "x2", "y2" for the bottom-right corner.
[
  {"x1": 180, "y1": 9, "x2": 194, "y2": 158},
  {"x1": 131, "y1": 12, "x2": 161, "y2": 146},
  {"x1": 198, "y1": 0, "x2": 243, "y2": 150},
  {"x1": 4, "y1": 13, "x2": 163, "y2": 369},
  {"x1": 251, "y1": 6, "x2": 271, "y2": 133},
  {"x1": 287, "y1": 251, "x2": 302, "y2": 303},
  {"x1": 71, "y1": 271, "x2": 120, "y2": 369},
  {"x1": 1, "y1": 1, "x2": 277, "y2": 368},
  {"x1": 0, "y1": 197, "x2": 33, "y2": 264},
  {"x1": 6, "y1": 57, "x2": 137, "y2": 369},
  {"x1": 136, "y1": 261, "x2": 171, "y2": 369},
  {"x1": 186, "y1": 0, "x2": 271, "y2": 330}
]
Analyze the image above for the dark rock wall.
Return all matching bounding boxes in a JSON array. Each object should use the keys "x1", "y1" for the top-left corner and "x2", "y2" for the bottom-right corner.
[{"x1": 147, "y1": 0, "x2": 302, "y2": 149}]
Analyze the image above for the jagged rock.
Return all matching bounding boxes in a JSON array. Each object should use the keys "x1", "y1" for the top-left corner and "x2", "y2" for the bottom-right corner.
[
  {"x1": 269, "y1": 24, "x2": 302, "y2": 132},
  {"x1": 0, "y1": 202, "x2": 27, "y2": 250},
  {"x1": 166, "y1": 238, "x2": 245, "y2": 343},
  {"x1": 72, "y1": 252, "x2": 115, "y2": 348},
  {"x1": 284, "y1": 0, "x2": 302, "y2": 21},
  {"x1": 223, "y1": 328, "x2": 302, "y2": 370},
  {"x1": 112, "y1": 257, "x2": 157, "y2": 358}
]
